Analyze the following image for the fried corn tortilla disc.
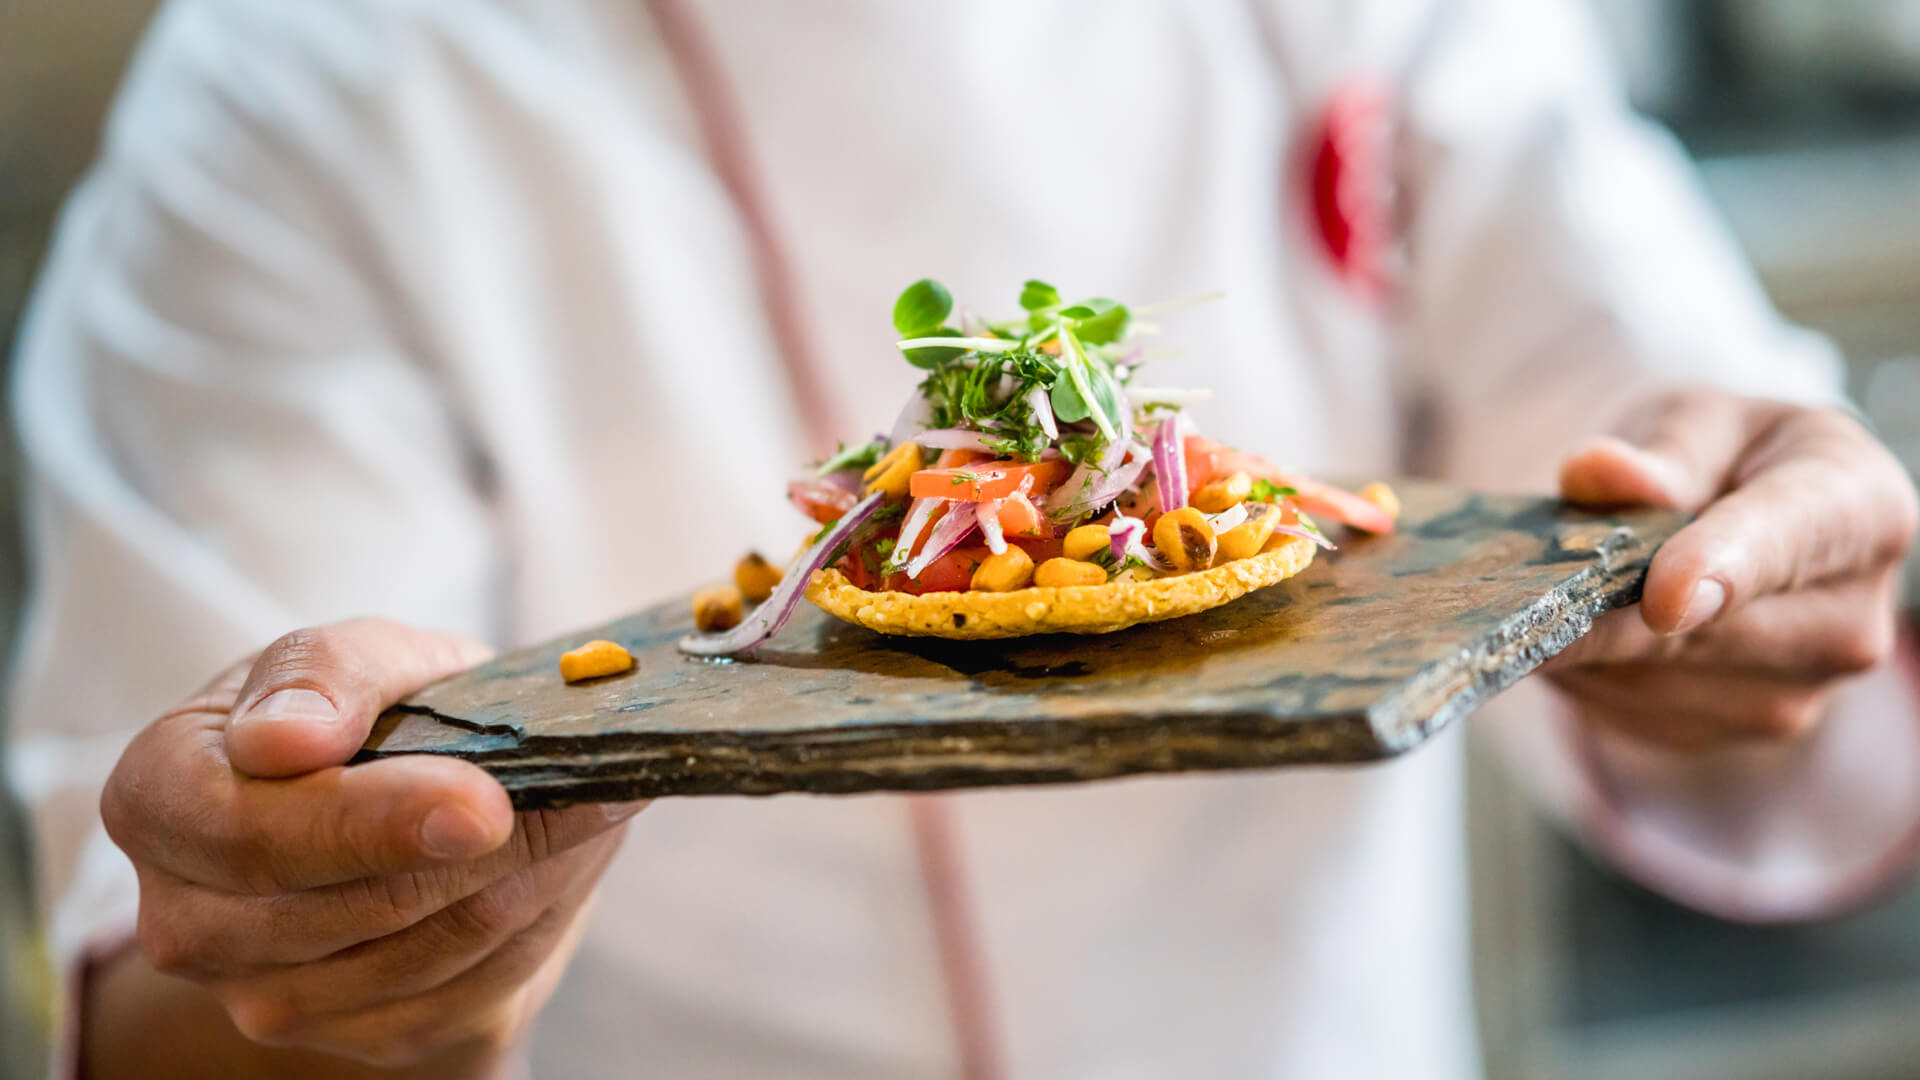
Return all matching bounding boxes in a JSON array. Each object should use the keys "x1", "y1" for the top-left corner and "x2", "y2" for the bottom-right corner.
[{"x1": 804, "y1": 533, "x2": 1317, "y2": 639}]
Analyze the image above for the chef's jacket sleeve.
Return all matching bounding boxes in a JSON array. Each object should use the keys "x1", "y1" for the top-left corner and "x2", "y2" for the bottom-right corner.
[
  {"x1": 5, "y1": 3, "x2": 505, "y2": 1071},
  {"x1": 1396, "y1": 0, "x2": 1920, "y2": 921}
]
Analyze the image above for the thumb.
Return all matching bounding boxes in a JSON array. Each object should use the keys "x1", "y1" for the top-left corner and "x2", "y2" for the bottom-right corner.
[
  {"x1": 225, "y1": 617, "x2": 492, "y2": 778},
  {"x1": 1557, "y1": 391, "x2": 1760, "y2": 514}
]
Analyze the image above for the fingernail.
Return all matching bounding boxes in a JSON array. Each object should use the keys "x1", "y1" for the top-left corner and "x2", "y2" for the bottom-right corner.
[
  {"x1": 603, "y1": 800, "x2": 648, "y2": 824},
  {"x1": 419, "y1": 805, "x2": 496, "y2": 860},
  {"x1": 1672, "y1": 579, "x2": 1727, "y2": 635},
  {"x1": 233, "y1": 688, "x2": 338, "y2": 729}
]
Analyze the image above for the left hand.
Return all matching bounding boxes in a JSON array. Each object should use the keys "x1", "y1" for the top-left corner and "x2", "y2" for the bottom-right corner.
[{"x1": 1548, "y1": 387, "x2": 1918, "y2": 752}]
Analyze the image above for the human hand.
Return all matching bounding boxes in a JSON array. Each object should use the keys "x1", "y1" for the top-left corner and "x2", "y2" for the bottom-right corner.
[
  {"x1": 100, "y1": 618, "x2": 642, "y2": 1071},
  {"x1": 1549, "y1": 388, "x2": 1918, "y2": 751}
]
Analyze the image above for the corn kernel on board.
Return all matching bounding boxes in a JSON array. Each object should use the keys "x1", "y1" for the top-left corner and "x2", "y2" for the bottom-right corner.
[{"x1": 358, "y1": 481, "x2": 1683, "y2": 808}]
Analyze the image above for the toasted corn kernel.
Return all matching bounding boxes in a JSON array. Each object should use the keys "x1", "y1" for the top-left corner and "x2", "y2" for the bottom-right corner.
[
  {"x1": 1218, "y1": 502, "x2": 1281, "y2": 561},
  {"x1": 862, "y1": 441, "x2": 924, "y2": 497},
  {"x1": 559, "y1": 639, "x2": 635, "y2": 683},
  {"x1": 1033, "y1": 557, "x2": 1108, "y2": 588},
  {"x1": 1153, "y1": 507, "x2": 1216, "y2": 572},
  {"x1": 1360, "y1": 481, "x2": 1400, "y2": 518},
  {"x1": 1061, "y1": 524, "x2": 1112, "y2": 563},
  {"x1": 692, "y1": 585, "x2": 744, "y2": 633},
  {"x1": 733, "y1": 551, "x2": 783, "y2": 603},
  {"x1": 971, "y1": 547, "x2": 1035, "y2": 592},
  {"x1": 1190, "y1": 471, "x2": 1253, "y2": 513}
]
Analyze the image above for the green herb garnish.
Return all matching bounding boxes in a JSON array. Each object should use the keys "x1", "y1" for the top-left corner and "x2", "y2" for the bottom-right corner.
[
  {"x1": 1249, "y1": 479, "x2": 1298, "y2": 503},
  {"x1": 816, "y1": 438, "x2": 886, "y2": 478}
]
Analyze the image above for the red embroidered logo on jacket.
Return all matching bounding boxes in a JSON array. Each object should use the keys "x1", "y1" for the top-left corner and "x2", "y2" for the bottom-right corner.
[{"x1": 1307, "y1": 79, "x2": 1393, "y2": 298}]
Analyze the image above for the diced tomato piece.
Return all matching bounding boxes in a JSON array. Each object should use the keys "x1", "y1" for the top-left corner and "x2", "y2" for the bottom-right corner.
[
  {"x1": 934, "y1": 448, "x2": 993, "y2": 469},
  {"x1": 884, "y1": 545, "x2": 992, "y2": 594},
  {"x1": 1011, "y1": 535, "x2": 1063, "y2": 564},
  {"x1": 1182, "y1": 436, "x2": 1240, "y2": 492},
  {"x1": 832, "y1": 546, "x2": 879, "y2": 590},
  {"x1": 1180, "y1": 436, "x2": 1395, "y2": 534},
  {"x1": 909, "y1": 459, "x2": 1070, "y2": 501},
  {"x1": 789, "y1": 479, "x2": 857, "y2": 525},
  {"x1": 1280, "y1": 476, "x2": 1396, "y2": 534},
  {"x1": 997, "y1": 493, "x2": 1047, "y2": 537}
]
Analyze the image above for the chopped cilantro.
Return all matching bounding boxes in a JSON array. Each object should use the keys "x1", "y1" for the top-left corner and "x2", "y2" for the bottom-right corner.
[{"x1": 1249, "y1": 479, "x2": 1298, "y2": 503}]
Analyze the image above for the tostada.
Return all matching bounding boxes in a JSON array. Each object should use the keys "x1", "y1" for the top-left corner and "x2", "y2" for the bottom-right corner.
[{"x1": 680, "y1": 279, "x2": 1396, "y2": 653}]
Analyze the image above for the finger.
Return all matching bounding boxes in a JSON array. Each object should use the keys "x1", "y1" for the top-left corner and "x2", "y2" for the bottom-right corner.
[
  {"x1": 1552, "y1": 664, "x2": 1829, "y2": 752},
  {"x1": 132, "y1": 801, "x2": 645, "y2": 972},
  {"x1": 215, "y1": 825, "x2": 624, "y2": 1020},
  {"x1": 1558, "y1": 391, "x2": 1762, "y2": 512},
  {"x1": 227, "y1": 868, "x2": 604, "y2": 1067},
  {"x1": 1545, "y1": 572, "x2": 1899, "y2": 679},
  {"x1": 108, "y1": 710, "x2": 514, "y2": 893},
  {"x1": 225, "y1": 618, "x2": 493, "y2": 778},
  {"x1": 1640, "y1": 410, "x2": 1917, "y2": 634}
]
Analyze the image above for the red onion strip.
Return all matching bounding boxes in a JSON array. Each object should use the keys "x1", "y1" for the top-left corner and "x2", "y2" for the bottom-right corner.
[
  {"x1": 1151, "y1": 418, "x2": 1186, "y2": 513},
  {"x1": 1048, "y1": 446, "x2": 1150, "y2": 525},
  {"x1": 888, "y1": 391, "x2": 934, "y2": 445},
  {"x1": 1272, "y1": 522, "x2": 1337, "y2": 551},
  {"x1": 976, "y1": 500, "x2": 1007, "y2": 555},
  {"x1": 914, "y1": 428, "x2": 998, "y2": 452},
  {"x1": 678, "y1": 492, "x2": 889, "y2": 656},
  {"x1": 906, "y1": 503, "x2": 979, "y2": 579},
  {"x1": 888, "y1": 496, "x2": 942, "y2": 572},
  {"x1": 1026, "y1": 384, "x2": 1058, "y2": 440}
]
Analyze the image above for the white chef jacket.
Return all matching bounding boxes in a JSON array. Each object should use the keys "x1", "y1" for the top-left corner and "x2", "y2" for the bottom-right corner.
[{"x1": 12, "y1": 0, "x2": 1920, "y2": 1077}]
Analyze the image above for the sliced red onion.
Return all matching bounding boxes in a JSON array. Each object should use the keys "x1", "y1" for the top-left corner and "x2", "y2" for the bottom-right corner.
[
  {"x1": 905, "y1": 502, "x2": 979, "y2": 579},
  {"x1": 1272, "y1": 522, "x2": 1337, "y2": 551},
  {"x1": 1128, "y1": 539, "x2": 1171, "y2": 572},
  {"x1": 888, "y1": 391, "x2": 934, "y2": 445},
  {"x1": 1108, "y1": 515, "x2": 1145, "y2": 562},
  {"x1": 788, "y1": 478, "x2": 856, "y2": 519},
  {"x1": 1114, "y1": 518, "x2": 1170, "y2": 572},
  {"x1": 1043, "y1": 440, "x2": 1151, "y2": 524},
  {"x1": 1025, "y1": 384, "x2": 1058, "y2": 440},
  {"x1": 1150, "y1": 417, "x2": 1187, "y2": 513},
  {"x1": 887, "y1": 496, "x2": 942, "y2": 572},
  {"x1": 679, "y1": 492, "x2": 888, "y2": 656},
  {"x1": 915, "y1": 428, "x2": 997, "y2": 452},
  {"x1": 1046, "y1": 436, "x2": 1129, "y2": 515},
  {"x1": 976, "y1": 500, "x2": 1007, "y2": 555},
  {"x1": 1207, "y1": 503, "x2": 1249, "y2": 534},
  {"x1": 817, "y1": 469, "x2": 863, "y2": 495}
]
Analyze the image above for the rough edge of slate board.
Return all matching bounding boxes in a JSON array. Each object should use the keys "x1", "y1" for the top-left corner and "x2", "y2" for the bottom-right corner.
[{"x1": 359, "y1": 491, "x2": 1681, "y2": 809}]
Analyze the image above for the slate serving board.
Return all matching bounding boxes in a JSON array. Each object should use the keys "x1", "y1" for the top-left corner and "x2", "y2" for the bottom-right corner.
[{"x1": 359, "y1": 481, "x2": 1683, "y2": 808}]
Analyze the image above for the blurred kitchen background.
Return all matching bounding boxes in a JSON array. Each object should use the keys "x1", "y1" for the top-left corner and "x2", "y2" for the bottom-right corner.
[{"x1": 2, "y1": 2, "x2": 1918, "y2": 1079}]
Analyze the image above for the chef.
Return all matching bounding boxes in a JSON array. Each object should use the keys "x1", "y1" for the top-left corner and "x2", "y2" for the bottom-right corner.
[{"x1": 10, "y1": 0, "x2": 1919, "y2": 1077}]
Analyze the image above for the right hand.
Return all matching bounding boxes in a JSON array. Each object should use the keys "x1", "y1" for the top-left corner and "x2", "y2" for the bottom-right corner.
[{"x1": 100, "y1": 618, "x2": 644, "y2": 1070}]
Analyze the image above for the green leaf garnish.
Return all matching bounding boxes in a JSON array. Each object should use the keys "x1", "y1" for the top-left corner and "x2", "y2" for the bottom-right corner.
[
  {"x1": 1056, "y1": 328, "x2": 1116, "y2": 440},
  {"x1": 1072, "y1": 298, "x2": 1131, "y2": 345},
  {"x1": 901, "y1": 327, "x2": 966, "y2": 369},
  {"x1": 1050, "y1": 376, "x2": 1091, "y2": 424},
  {"x1": 816, "y1": 438, "x2": 886, "y2": 478},
  {"x1": 893, "y1": 279, "x2": 954, "y2": 337},
  {"x1": 1019, "y1": 280, "x2": 1061, "y2": 312},
  {"x1": 1248, "y1": 479, "x2": 1298, "y2": 503}
]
